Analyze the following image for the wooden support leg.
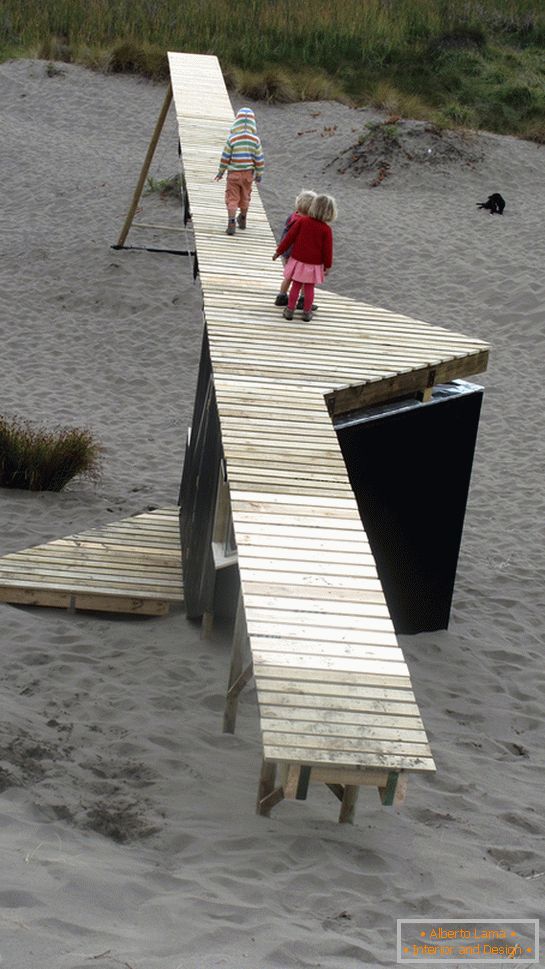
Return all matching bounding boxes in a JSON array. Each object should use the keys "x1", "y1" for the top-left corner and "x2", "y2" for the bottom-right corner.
[
  {"x1": 296, "y1": 766, "x2": 312, "y2": 801},
  {"x1": 326, "y1": 782, "x2": 360, "y2": 823},
  {"x1": 115, "y1": 83, "x2": 173, "y2": 248},
  {"x1": 201, "y1": 609, "x2": 214, "y2": 639},
  {"x1": 256, "y1": 760, "x2": 284, "y2": 817},
  {"x1": 339, "y1": 785, "x2": 359, "y2": 824},
  {"x1": 222, "y1": 593, "x2": 249, "y2": 734},
  {"x1": 379, "y1": 770, "x2": 408, "y2": 806}
]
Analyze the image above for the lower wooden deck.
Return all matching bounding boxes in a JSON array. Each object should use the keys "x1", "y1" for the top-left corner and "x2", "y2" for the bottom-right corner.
[{"x1": 0, "y1": 507, "x2": 183, "y2": 616}]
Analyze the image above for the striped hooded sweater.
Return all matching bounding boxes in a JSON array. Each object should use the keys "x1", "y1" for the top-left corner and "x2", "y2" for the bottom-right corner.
[{"x1": 217, "y1": 108, "x2": 265, "y2": 179}]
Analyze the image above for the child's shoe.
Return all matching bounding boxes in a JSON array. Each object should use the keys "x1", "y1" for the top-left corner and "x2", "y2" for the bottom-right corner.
[
  {"x1": 296, "y1": 296, "x2": 318, "y2": 311},
  {"x1": 283, "y1": 308, "x2": 294, "y2": 321},
  {"x1": 301, "y1": 311, "x2": 313, "y2": 322},
  {"x1": 236, "y1": 212, "x2": 247, "y2": 229},
  {"x1": 226, "y1": 218, "x2": 236, "y2": 236},
  {"x1": 274, "y1": 293, "x2": 289, "y2": 306}
]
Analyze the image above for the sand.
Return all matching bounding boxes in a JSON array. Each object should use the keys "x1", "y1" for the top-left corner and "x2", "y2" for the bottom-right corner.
[{"x1": 0, "y1": 58, "x2": 544, "y2": 969}]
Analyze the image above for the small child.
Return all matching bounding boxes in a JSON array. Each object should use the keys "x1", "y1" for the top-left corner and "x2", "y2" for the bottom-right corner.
[
  {"x1": 272, "y1": 194, "x2": 337, "y2": 322},
  {"x1": 214, "y1": 108, "x2": 265, "y2": 235},
  {"x1": 274, "y1": 190, "x2": 316, "y2": 308}
]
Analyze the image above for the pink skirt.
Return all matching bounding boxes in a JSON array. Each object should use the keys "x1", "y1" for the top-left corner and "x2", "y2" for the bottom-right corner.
[{"x1": 283, "y1": 257, "x2": 325, "y2": 285}]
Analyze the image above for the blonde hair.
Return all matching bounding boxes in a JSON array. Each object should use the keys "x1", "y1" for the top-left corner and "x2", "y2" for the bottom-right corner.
[
  {"x1": 309, "y1": 194, "x2": 338, "y2": 223},
  {"x1": 295, "y1": 190, "x2": 317, "y2": 215}
]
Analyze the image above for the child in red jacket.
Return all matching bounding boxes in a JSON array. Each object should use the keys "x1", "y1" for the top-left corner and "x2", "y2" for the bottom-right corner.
[
  {"x1": 273, "y1": 194, "x2": 337, "y2": 321},
  {"x1": 273, "y1": 189, "x2": 316, "y2": 307}
]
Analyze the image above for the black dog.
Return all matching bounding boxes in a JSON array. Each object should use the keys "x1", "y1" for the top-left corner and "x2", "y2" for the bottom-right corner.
[{"x1": 477, "y1": 193, "x2": 505, "y2": 215}]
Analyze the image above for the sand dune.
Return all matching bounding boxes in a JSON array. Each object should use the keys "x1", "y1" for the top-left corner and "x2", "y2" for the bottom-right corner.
[{"x1": 0, "y1": 59, "x2": 543, "y2": 968}]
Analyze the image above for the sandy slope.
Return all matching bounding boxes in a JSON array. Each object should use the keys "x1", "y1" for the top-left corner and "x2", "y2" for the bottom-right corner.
[{"x1": 0, "y1": 59, "x2": 544, "y2": 969}]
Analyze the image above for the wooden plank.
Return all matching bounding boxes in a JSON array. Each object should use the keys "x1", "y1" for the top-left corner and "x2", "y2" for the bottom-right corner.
[
  {"x1": 257, "y1": 680, "x2": 414, "y2": 702},
  {"x1": 246, "y1": 608, "x2": 392, "y2": 631},
  {"x1": 0, "y1": 587, "x2": 170, "y2": 615},
  {"x1": 258, "y1": 694, "x2": 419, "y2": 715},
  {"x1": 262, "y1": 745, "x2": 434, "y2": 771},
  {"x1": 262, "y1": 733, "x2": 430, "y2": 757},
  {"x1": 254, "y1": 650, "x2": 408, "y2": 675},
  {"x1": 261, "y1": 719, "x2": 428, "y2": 742},
  {"x1": 244, "y1": 594, "x2": 389, "y2": 617},
  {"x1": 255, "y1": 665, "x2": 411, "y2": 688}
]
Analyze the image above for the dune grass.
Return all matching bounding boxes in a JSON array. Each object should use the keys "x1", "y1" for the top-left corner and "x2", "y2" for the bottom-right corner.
[
  {"x1": 1, "y1": 0, "x2": 544, "y2": 138},
  {"x1": 0, "y1": 416, "x2": 102, "y2": 492}
]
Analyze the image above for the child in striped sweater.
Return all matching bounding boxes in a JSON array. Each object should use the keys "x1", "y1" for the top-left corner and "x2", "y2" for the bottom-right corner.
[{"x1": 214, "y1": 108, "x2": 265, "y2": 235}]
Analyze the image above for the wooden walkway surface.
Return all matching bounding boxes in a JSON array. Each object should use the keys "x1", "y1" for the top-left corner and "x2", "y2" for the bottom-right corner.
[
  {"x1": 0, "y1": 508, "x2": 183, "y2": 616},
  {"x1": 170, "y1": 52, "x2": 489, "y2": 814}
]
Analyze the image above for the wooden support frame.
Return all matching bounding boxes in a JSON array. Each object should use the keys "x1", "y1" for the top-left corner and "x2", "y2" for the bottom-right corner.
[
  {"x1": 379, "y1": 770, "x2": 408, "y2": 807},
  {"x1": 114, "y1": 83, "x2": 173, "y2": 249},
  {"x1": 256, "y1": 760, "x2": 283, "y2": 817},
  {"x1": 255, "y1": 762, "x2": 408, "y2": 822},
  {"x1": 223, "y1": 591, "x2": 252, "y2": 734},
  {"x1": 202, "y1": 457, "x2": 238, "y2": 638}
]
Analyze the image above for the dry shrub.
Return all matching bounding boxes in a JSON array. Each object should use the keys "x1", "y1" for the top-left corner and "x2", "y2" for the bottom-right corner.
[
  {"x1": 523, "y1": 120, "x2": 545, "y2": 144},
  {"x1": 370, "y1": 81, "x2": 432, "y2": 120},
  {"x1": 229, "y1": 66, "x2": 346, "y2": 105},
  {"x1": 297, "y1": 71, "x2": 347, "y2": 103},
  {"x1": 0, "y1": 416, "x2": 102, "y2": 492},
  {"x1": 108, "y1": 42, "x2": 168, "y2": 79},
  {"x1": 77, "y1": 45, "x2": 115, "y2": 73},
  {"x1": 236, "y1": 68, "x2": 298, "y2": 103},
  {"x1": 109, "y1": 41, "x2": 147, "y2": 74},
  {"x1": 37, "y1": 35, "x2": 73, "y2": 63}
]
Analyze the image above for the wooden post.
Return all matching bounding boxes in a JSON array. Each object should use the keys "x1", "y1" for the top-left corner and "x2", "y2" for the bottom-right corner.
[
  {"x1": 223, "y1": 592, "x2": 250, "y2": 734},
  {"x1": 256, "y1": 760, "x2": 284, "y2": 817},
  {"x1": 379, "y1": 770, "x2": 408, "y2": 806},
  {"x1": 339, "y1": 785, "x2": 359, "y2": 824},
  {"x1": 115, "y1": 82, "x2": 173, "y2": 249}
]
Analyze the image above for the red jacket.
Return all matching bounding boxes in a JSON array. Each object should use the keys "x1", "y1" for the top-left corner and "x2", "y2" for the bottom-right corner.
[{"x1": 276, "y1": 216, "x2": 333, "y2": 269}]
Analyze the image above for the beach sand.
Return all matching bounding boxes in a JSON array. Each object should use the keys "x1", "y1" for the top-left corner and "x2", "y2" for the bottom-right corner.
[{"x1": 0, "y1": 58, "x2": 544, "y2": 968}]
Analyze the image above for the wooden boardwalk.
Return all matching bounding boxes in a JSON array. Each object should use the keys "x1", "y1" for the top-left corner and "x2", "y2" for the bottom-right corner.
[
  {"x1": 0, "y1": 508, "x2": 183, "y2": 616},
  {"x1": 170, "y1": 52, "x2": 489, "y2": 819}
]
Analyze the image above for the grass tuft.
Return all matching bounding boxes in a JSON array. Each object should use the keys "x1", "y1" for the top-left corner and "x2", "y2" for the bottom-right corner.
[
  {"x1": 369, "y1": 82, "x2": 432, "y2": 121},
  {"x1": 235, "y1": 68, "x2": 298, "y2": 103},
  {"x1": 0, "y1": 416, "x2": 102, "y2": 492},
  {"x1": 38, "y1": 35, "x2": 72, "y2": 63},
  {"x1": 144, "y1": 173, "x2": 181, "y2": 198}
]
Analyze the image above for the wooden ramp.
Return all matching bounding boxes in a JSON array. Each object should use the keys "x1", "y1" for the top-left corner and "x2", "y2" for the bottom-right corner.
[
  {"x1": 0, "y1": 508, "x2": 183, "y2": 616},
  {"x1": 166, "y1": 52, "x2": 490, "y2": 821}
]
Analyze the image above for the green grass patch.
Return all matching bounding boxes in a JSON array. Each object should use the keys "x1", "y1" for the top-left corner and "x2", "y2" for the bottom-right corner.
[
  {"x1": 0, "y1": 416, "x2": 102, "y2": 492},
  {"x1": 144, "y1": 173, "x2": 181, "y2": 197},
  {"x1": 2, "y1": 0, "x2": 545, "y2": 137}
]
